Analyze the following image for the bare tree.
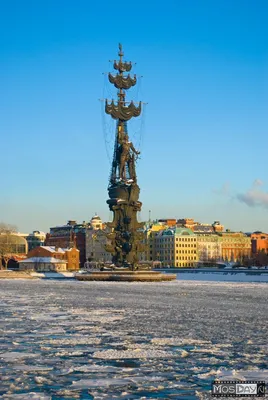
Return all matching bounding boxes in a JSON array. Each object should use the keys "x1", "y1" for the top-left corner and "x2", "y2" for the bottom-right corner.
[{"x1": 0, "y1": 223, "x2": 18, "y2": 269}]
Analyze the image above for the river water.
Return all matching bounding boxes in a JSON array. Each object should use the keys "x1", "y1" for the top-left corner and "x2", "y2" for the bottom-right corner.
[{"x1": 0, "y1": 280, "x2": 267, "y2": 399}]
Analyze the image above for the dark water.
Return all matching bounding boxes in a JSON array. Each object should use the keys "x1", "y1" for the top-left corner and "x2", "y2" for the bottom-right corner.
[{"x1": 0, "y1": 280, "x2": 267, "y2": 399}]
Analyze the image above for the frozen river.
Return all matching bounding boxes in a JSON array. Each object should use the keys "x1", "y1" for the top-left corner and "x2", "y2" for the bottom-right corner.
[{"x1": 0, "y1": 280, "x2": 267, "y2": 399}]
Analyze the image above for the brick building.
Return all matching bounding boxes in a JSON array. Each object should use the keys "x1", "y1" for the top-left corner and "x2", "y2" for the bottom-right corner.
[
  {"x1": 27, "y1": 246, "x2": 79, "y2": 271},
  {"x1": 251, "y1": 232, "x2": 268, "y2": 255},
  {"x1": 45, "y1": 221, "x2": 88, "y2": 267}
]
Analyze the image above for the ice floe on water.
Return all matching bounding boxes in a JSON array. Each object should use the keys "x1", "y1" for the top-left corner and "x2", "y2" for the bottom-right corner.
[
  {"x1": 13, "y1": 365, "x2": 53, "y2": 371},
  {"x1": 151, "y1": 337, "x2": 212, "y2": 346},
  {"x1": 74, "y1": 364, "x2": 120, "y2": 372},
  {"x1": 46, "y1": 336, "x2": 102, "y2": 345},
  {"x1": 0, "y1": 279, "x2": 267, "y2": 399},
  {"x1": 2, "y1": 393, "x2": 51, "y2": 400},
  {"x1": 71, "y1": 378, "x2": 133, "y2": 388},
  {"x1": 0, "y1": 352, "x2": 38, "y2": 361},
  {"x1": 93, "y1": 348, "x2": 173, "y2": 359}
]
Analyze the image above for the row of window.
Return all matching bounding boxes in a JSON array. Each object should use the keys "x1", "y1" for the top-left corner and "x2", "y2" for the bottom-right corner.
[
  {"x1": 175, "y1": 238, "x2": 196, "y2": 242},
  {"x1": 157, "y1": 237, "x2": 197, "y2": 242},
  {"x1": 160, "y1": 256, "x2": 197, "y2": 261},
  {"x1": 176, "y1": 250, "x2": 196, "y2": 254},
  {"x1": 155, "y1": 243, "x2": 197, "y2": 249},
  {"x1": 176, "y1": 244, "x2": 197, "y2": 248},
  {"x1": 176, "y1": 262, "x2": 195, "y2": 267}
]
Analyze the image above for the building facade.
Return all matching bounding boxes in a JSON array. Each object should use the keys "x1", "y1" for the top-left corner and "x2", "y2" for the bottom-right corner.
[
  {"x1": 45, "y1": 217, "x2": 104, "y2": 267},
  {"x1": 251, "y1": 232, "x2": 268, "y2": 255},
  {"x1": 19, "y1": 257, "x2": 67, "y2": 272},
  {"x1": 218, "y1": 232, "x2": 251, "y2": 262},
  {"x1": 26, "y1": 231, "x2": 46, "y2": 251},
  {"x1": 196, "y1": 233, "x2": 222, "y2": 262},
  {"x1": 85, "y1": 229, "x2": 112, "y2": 263},
  {"x1": 155, "y1": 228, "x2": 197, "y2": 267},
  {"x1": 0, "y1": 233, "x2": 28, "y2": 268},
  {"x1": 45, "y1": 220, "x2": 90, "y2": 267},
  {"x1": 27, "y1": 246, "x2": 80, "y2": 271},
  {"x1": 145, "y1": 223, "x2": 167, "y2": 261}
]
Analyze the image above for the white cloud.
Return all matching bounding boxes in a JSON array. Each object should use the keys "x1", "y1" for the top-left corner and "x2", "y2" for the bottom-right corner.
[{"x1": 236, "y1": 180, "x2": 268, "y2": 209}]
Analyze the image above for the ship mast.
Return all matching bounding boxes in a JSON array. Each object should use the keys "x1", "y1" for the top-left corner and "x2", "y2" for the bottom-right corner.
[{"x1": 105, "y1": 43, "x2": 141, "y2": 186}]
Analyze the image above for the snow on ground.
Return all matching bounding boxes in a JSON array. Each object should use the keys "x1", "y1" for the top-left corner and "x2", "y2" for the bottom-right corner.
[{"x1": 0, "y1": 279, "x2": 267, "y2": 399}]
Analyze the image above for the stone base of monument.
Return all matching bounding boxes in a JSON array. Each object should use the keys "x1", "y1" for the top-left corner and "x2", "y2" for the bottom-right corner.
[{"x1": 75, "y1": 270, "x2": 176, "y2": 282}]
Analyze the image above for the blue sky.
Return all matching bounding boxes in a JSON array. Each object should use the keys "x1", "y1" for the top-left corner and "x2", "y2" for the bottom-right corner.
[{"x1": 1, "y1": 0, "x2": 268, "y2": 233}]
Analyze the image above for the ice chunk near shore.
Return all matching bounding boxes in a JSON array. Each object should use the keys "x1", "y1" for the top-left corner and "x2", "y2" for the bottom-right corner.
[
  {"x1": 0, "y1": 352, "x2": 38, "y2": 361},
  {"x1": 2, "y1": 393, "x2": 51, "y2": 400}
]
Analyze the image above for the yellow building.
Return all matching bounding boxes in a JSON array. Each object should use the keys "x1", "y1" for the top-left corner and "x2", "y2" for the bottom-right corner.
[
  {"x1": 145, "y1": 223, "x2": 168, "y2": 261},
  {"x1": 218, "y1": 232, "x2": 251, "y2": 262},
  {"x1": 155, "y1": 228, "x2": 197, "y2": 267}
]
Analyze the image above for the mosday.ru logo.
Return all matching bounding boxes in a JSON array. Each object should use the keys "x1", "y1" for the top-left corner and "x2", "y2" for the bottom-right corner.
[
  {"x1": 212, "y1": 380, "x2": 266, "y2": 397},
  {"x1": 236, "y1": 383, "x2": 257, "y2": 395}
]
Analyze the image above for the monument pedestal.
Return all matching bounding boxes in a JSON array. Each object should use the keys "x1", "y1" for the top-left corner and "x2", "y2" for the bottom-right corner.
[{"x1": 75, "y1": 270, "x2": 176, "y2": 282}]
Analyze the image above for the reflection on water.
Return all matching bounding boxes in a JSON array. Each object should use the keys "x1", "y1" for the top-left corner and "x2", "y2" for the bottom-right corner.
[{"x1": 0, "y1": 280, "x2": 267, "y2": 399}]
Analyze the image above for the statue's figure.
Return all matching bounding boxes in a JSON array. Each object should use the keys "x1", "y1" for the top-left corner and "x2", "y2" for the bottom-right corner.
[{"x1": 118, "y1": 135, "x2": 140, "y2": 181}]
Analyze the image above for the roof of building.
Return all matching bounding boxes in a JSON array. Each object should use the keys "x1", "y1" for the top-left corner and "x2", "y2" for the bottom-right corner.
[
  {"x1": 0, "y1": 233, "x2": 28, "y2": 245},
  {"x1": 175, "y1": 228, "x2": 196, "y2": 236},
  {"x1": 193, "y1": 225, "x2": 213, "y2": 233},
  {"x1": 157, "y1": 228, "x2": 175, "y2": 237},
  {"x1": 91, "y1": 214, "x2": 101, "y2": 220},
  {"x1": 40, "y1": 246, "x2": 66, "y2": 253},
  {"x1": 19, "y1": 257, "x2": 67, "y2": 264}
]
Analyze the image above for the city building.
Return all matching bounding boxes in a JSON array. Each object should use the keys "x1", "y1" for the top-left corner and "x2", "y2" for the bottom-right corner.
[
  {"x1": 27, "y1": 246, "x2": 79, "y2": 271},
  {"x1": 218, "y1": 232, "x2": 251, "y2": 262},
  {"x1": 177, "y1": 218, "x2": 224, "y2": 233},
  {"x1": 45, "y1": 217, "x2": 105, "y2": 267},
  {"x1": 158, "y1": 219, "x2": 177, "y2": 227},
  {"x1": 26, "y1": 231, "x2": 46, "y2": 251},
  {"x1": 176, "y1": 218, "x2": 195, "y2": 230},
  {"x1": 251, "y1": 232, "x2": 268, "y2": 255},
  {"x1": 212, "y1": 221, "x2": 224, "y2": 233},
  {"x1": 155, "y1": 227, "x2": 197, "y2": 267},
  {"x1": 0, "y1": 233, "x2": 28, "y2": 268},
  {"x1": 19, "y1": 257, "x2": 67, "y2": 272},
  {"x1": 196, "y1": 233, "x2": 222, "y2": 262},
  {"x1": 85, "y1": 229, "x2": 111, "y2": 263},
  {"x1": 145, "y1": 223, "x2": 167, "y2": 261},
  {"x1": 90, "y1": 215, "x2": 104, "y2": 230},
  {"x1": 45, "y1": 220, "x2": 90, "y2": 267}
]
